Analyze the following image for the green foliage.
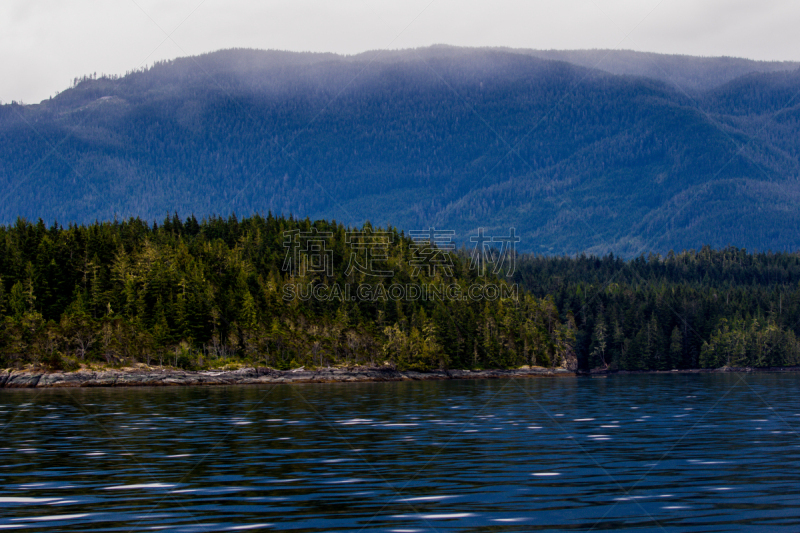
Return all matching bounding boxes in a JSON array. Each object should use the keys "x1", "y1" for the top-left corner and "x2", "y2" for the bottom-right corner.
[
  {"x1": 4, "y1": 213, "x2": 799, "y2": 372},
  {"x1": 516, "y1": 247, "x2": 800, "y2": 370},
  {"x1": 0, "y1": 215, "x2": 566, "y2": 371}
]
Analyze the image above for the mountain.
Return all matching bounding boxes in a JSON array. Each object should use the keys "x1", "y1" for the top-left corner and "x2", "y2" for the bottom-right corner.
[
  {"x1": 2, "y1": 46, "x2": 800, "y2": 256},
  {"x1": 513, "y1": 49, "x2": 800, "y2": 93}
]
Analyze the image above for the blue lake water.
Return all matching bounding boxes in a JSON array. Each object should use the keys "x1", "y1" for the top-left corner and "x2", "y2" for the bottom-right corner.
[{"x1": 2, "y1": 374, "x2": 800, "y2": 532}]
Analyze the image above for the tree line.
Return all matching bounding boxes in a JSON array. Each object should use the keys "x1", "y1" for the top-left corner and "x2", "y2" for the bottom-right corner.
[
  {"x1": 0, "y1": 215, "x2": 572, "y2": 372},
  {"x1": 3, "y1": 214, "x2": 800, "y2": 373},
  {"x1": 514, "y1": 247, "x2": 800, "y2": 370}
]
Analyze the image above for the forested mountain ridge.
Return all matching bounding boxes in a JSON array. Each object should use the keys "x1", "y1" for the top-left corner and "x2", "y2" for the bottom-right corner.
[
  {"x1": 3, "y1": 215, "x2": 800, "y2": 372},
  {"x1": 3, "y1": 46, "x2": 800, "y2": 256},
  {"x1": 515, "y1": 48, "x2": 800, "y2": 93}
]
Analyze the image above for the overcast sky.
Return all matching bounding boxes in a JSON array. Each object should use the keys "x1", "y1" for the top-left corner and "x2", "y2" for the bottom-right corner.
[{"x1": 3, "y1": 0, "x2": 799, "y2": 104}]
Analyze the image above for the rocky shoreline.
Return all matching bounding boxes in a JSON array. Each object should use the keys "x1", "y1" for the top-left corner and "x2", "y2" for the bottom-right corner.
[
  {"x1": 0, "y1": 366, "x2": 575, "y2": 389},
  {"x1": 3, "y1": 365, "x2": 799, "y2": 389},
  {"x1": 590, "y1": 366, "x2": 800, "y2": 375}
]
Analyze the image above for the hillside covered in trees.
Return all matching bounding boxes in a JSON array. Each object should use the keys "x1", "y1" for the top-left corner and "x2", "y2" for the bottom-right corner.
[
  {"x1": 3, "y1": 47, "x2": 800, "y2": 256},
  {"x1": 515, "y1": 248, "x2": 800, "y2": 370},
  {"x1": 516, "y1": 48, "x2": 799, "y2": 93},
  {"x1": 3, "y1": 215, "x2": 800, "y2": 373},
  {"x1": 0, "y1": 215, "x2": 571, "y2": 373}
]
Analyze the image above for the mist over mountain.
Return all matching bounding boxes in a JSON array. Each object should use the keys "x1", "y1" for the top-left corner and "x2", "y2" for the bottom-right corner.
[
  {"x1": 514, "y1": 48, "x2": 800, "y2": 93},
  {"x1": 2, "y1": 46, "x2": 800, "y2": 256}
]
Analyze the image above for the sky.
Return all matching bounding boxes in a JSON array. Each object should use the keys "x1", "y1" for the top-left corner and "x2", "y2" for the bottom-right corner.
[{"x1": 3, "y1": 0, "x2": 799, "y2": 104}]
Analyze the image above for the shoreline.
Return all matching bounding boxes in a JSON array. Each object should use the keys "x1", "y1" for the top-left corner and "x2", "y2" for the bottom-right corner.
[
  {"x1": 2, "y1": 365, "x2": 800, "y2": 389},
  {"x1": 589, "y1": 365, "x2": 800, "y2": 375},
  {"x1": 0, "y1": 366, "x2": 574, "y2": 389}
]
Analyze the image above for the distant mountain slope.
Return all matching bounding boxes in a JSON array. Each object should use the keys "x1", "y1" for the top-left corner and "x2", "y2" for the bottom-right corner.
[
  {"x1": 513, "y1": 48, "x2": 800, "y2": 93},
  {"x1": 2, "y1": 46, "x2": 800, "y2": 256}
]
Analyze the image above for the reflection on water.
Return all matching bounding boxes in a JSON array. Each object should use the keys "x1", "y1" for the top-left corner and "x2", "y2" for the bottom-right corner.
[{"x1": 1, "y1": 374, "x2": 800, "y2": 531}]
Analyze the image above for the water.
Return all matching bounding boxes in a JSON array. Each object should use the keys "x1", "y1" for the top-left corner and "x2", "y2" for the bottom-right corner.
[{"x1": 1, "y1": 374, "x2": 800, "y2": 531}]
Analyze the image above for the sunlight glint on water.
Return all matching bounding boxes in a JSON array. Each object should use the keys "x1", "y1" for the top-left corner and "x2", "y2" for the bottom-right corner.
[{"x1": 1, "y1": 374, "x2": 800, "y2": 531}]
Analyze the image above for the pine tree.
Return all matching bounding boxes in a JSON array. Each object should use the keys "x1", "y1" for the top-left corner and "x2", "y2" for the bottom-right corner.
[
  {"x1": 669, "y1": 326, "x2": 683, "y2": 369},
  {"x1": 590, "y1": 317, "x2": 608, "y2": 369}
]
